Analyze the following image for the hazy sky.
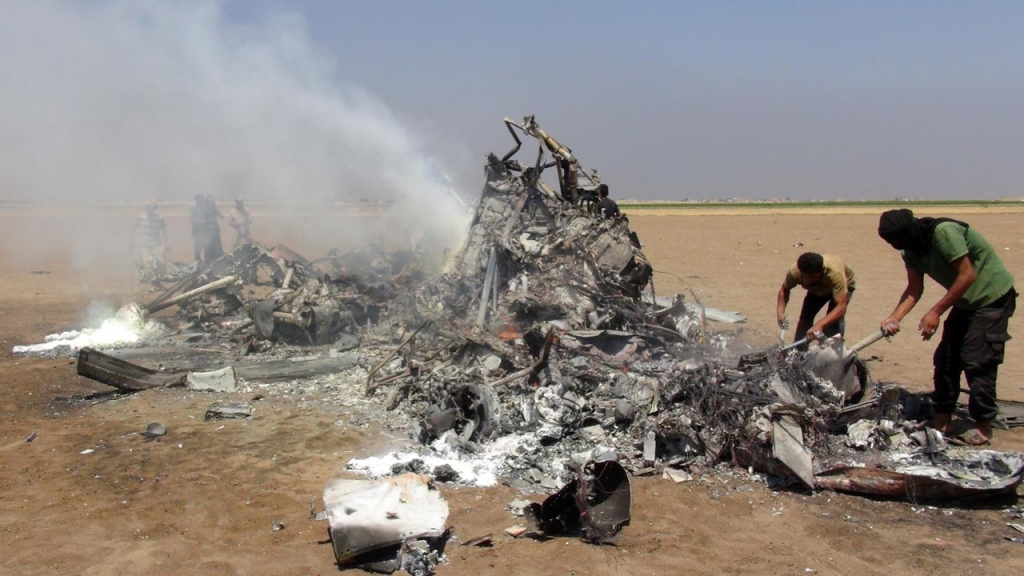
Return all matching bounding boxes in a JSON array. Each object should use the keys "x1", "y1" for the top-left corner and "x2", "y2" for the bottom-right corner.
[
  {"x1": 229, "y1": 0, "x2": 1024, "y2": 200},
  {"x1": 4, "y1": 1, "x2": 1023, "y2": 201}
]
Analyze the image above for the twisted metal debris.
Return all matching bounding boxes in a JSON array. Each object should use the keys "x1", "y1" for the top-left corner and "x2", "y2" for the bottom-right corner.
[{"x1": 54, "y1": 116, "x2": 1022, "y2": 505}]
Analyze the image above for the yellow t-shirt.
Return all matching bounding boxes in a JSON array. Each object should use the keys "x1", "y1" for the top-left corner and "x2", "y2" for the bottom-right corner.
[{"x1": 783, "y1": 255, "x2": 856, "y2": 301}]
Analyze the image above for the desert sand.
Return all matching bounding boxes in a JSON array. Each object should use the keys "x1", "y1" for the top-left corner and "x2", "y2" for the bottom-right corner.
[{"x1": 0, "y1": 206, "x2": 1021, "y2": 575}]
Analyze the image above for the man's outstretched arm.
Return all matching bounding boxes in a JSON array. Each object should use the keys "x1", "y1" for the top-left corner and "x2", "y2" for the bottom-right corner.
[{"x1": 881, "y1": 268, "x2": 925, "y2": 335}]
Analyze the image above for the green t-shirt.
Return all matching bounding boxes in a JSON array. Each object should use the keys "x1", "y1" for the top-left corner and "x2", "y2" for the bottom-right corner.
[{"x1": 902, "y1": 222, "x2": 1014, "y2": 310}]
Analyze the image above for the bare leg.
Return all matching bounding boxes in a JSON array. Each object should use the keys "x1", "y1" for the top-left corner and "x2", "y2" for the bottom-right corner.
[
  {"x1": 975, "y1": 419, "x2": 992, "y2": 441},
  {"x1": 926, "y1": 412, "x2": 953, "y2": 434}
]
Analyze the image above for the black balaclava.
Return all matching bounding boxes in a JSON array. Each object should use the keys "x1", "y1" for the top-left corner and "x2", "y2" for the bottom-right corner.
[{"x1": 878, "y1": 209, "x2": 969, "y2": 255}]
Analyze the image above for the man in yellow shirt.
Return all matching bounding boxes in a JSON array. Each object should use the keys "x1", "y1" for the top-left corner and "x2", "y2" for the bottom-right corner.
[{"x1": 776, "y1": 252, "x2": 856, "y2": 344}]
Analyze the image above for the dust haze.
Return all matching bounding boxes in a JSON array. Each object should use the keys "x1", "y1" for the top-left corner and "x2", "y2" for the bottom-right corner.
[{"x1": 0, "y1": 0, "x2": 472, "y2": 270}]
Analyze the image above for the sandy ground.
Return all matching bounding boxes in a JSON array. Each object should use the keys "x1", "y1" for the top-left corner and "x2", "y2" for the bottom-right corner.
[
  {"x1": 623, "y1": 204, "x2": 1024, "y2": 217},
  {"x1": 0, "y1": 207, "x2": 1022, "y2": 576}
]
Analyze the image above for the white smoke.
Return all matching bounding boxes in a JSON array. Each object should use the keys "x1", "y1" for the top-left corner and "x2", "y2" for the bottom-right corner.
[
  {"x1": 13, "y1": 303, "x2": 163, "y2": 355},
  {"x1": 0, "y1": 0, "x2": 470, "y2": 250}
]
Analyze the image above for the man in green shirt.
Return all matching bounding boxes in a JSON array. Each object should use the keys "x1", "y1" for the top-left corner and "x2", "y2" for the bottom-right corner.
[
  {"x1": 877, "y1": 209, "x2": 1016, "y2": 445},
  {"x1": 777, "y1": 252, "x2": 856, "y2": 345}
]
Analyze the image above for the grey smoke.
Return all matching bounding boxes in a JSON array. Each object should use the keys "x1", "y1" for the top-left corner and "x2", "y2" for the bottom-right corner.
[{"x1": 0, "y1": 0, "x2": 470, "y2": 264}]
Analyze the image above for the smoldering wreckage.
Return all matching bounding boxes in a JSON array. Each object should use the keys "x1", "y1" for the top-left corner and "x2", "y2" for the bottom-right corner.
[{"x1": 19, "y1": 117, "x2": 1024, "y2": 573}]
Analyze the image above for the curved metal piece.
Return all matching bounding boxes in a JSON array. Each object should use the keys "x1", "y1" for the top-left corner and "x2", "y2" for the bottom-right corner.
[{"x1": 501, "y1": 117, "x2": 524, "y2": 163}]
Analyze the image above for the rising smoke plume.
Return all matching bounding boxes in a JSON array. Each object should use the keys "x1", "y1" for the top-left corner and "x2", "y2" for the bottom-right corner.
[{"x1": 0, "y1": 0, "x2": 471, "y2": 263}]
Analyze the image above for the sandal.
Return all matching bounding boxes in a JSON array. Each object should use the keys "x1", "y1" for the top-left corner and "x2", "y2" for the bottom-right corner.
[{"x1": 947, "y1": 429, "x2": 991, "y2": 446}]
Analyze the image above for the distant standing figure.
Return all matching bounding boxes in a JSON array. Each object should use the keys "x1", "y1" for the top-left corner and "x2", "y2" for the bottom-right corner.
[
  {"x1": 189, "y1": 194, "x2": 224, "y2": 263},
  {"x1": 596, "y1": 184, "x2": 621, "y2": 219},
  {"x1": 189, "y1": 194, "x2": 209, "y2": 263},
  {"x1": 133, "y1": 200, "x2": 169, "y2": 283},
  {"x1": 776, "y1": 252, "x2": 856, "y2": 344},
  {"x1": 228, "y1": 198, "x2": 253, "y2": 248},
  {"x1": 877, "y1": 209, "x2": 1016, "y2": 445},
  {"x1": 202, "y1": 195, "x2": 225, "y2": 261}
]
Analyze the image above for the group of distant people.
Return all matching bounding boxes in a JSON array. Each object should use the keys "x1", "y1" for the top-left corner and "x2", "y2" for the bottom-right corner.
[
  {"x1": 133, "y1": 181, "x2": 621, "y2": 284},
  {"x1": 132, "y1": 196, "x2": 254, "y2": 284},
  {"x1": 778, "y1": 209, "x2": 1015, "y2": 445}
]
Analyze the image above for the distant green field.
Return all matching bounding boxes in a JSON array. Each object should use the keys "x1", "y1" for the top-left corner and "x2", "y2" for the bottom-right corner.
[{"x1": 621, "y1": 199, "x2": 1020, "y2": 209}]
